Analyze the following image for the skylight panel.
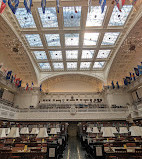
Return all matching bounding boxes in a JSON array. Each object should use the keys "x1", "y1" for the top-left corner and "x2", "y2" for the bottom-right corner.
[
  {"x1": 67, "y1": 62, "x2": 77, "y2": 69},
  {"x1": 38, "y1": 8, "x2": 58, "y2": 28},
  {"x1": 81, "y1": 50, "x2": 94, "y2": 59},
  {"x1": 53, "y1": 63, "x2": 64, "y2": 70},
  {"x1": 93, "y1": 62, "x2": 105, "y2": 68},
  {"x1": 39, "y1": 63, "x2": 51, "y2": 70},
  {"x1": 66, "y1": 50, "x2": 78, "y2": 59},
  {"x1": 101, "y1": 32, "x2": 120, "y2": 45},
  {"x1": 86, "y1": 6, "x2": 107, "y2": 26},
  {"x1": 80, "y1": 62, "x2": 91, "y2": 69},
  {"x1": 25, "y1": 34, "x2": 43, "y2": 47},
  {"x1": 63, "y1": 6, "x2": 81, "y2": 27},
  {"x1": 49, "y1": 51, "x2": 62, "y2": 60},
  {"x1": 65, "y1": 34, "x2": 79, "y2": 46},
  {"x1": 33, "y1": 51, "x2": 47, "y2": 60},
  {"x1": 45, "y1": 34, "x2": 60, "y2": 46},
  {"x1": 15, "y1": 8, "x2": 36, "y2": 28},
  {"x1": 97, "y1": 50, "x2": 111, "y2": 58},
  {"x1": 109, "y1": 5, "x2": 132, "y2": 26},
  {"x1": 84, "y1": 33, "x2": 99, "y2": 45}
]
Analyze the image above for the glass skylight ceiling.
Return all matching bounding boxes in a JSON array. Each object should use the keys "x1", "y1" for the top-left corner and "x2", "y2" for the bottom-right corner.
[
  {"x1": 86, "y1": 6, "x2": 107, "y2": 26},
  {"x1": 67, "y1": 62, "x2": 77, "y2": 69},
  {"x1": 84, "y1": 33, "x2": 99, "y2": 45},
  {"x1": 81, "y1": 50, "x2": 94, "y2": 59},
  {"x1": 49, "y1": 51, "x2": 62, "y2": 60},
  {"x1": 65, "y1": 34, "x2": 79, "y2": 46},
  {"x1": 102, "y1": 32, "x2": 120, "y2": 45},
  {"x1": 63, "y1": 6, "x2": 81, "y2": 27},
  {"x1": 25, "y1": 34, "x2": 43, "y2": 47},
  {"x1": 80, "y1": 62, "x2": 91, "y2": 69},
  {"x1": 45, "y1": 34, "x2": 60, "y2": 46},
  {"x1": 109, "y1": 5, "x2": 132, "y2": 26},
  {"x1": 66, "y1": 50, "x2": 78, "y2": 59},
  {"x1": 38, "y1": 8, "x2": 58, "y2": 28},
  {"x1": 97, "y1": 50, "x2": 111, "y2": 58},
  {"x1": 15, "y1": 5, "x2": 133, "y2": 72},
  {"x1": 39, "y1": 63, "x2": 51, "y2": 70},
  {"x1": 93, "y1": 62, "x2": 105, "y2": 68},
  {"x1": 33, "y1": 51, "x2": 47, "y2": 60},
  {"x1": 15, "y1": 8, "x2": 36, "y2": 28},
  {"x1": 53, "y1": 63, "x2": 64, "y2": 70}
]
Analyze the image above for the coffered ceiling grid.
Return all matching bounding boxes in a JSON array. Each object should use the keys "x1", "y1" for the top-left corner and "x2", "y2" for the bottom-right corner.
[{"x1": 4, "y1": 0, "x2": 135, "y2": 75}]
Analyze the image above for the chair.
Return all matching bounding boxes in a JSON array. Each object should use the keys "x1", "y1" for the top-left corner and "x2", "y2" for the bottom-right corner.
[
  {"x1": 0, "y1": 149, "x2": 12, "y2": 159},
  {"x1": 135, "y1": 149, "x2": 142, "y2": 159}
]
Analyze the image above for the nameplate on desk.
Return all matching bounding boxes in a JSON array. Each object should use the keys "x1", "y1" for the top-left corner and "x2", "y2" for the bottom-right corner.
[
  {"x1": 96, "y1": 147, "x2": 103, "y2": 156},
  {"x1": 49, "y1": 148, "x2": 55, "y2": 157}
]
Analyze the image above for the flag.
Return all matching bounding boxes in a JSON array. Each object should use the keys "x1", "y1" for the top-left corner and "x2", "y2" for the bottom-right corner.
[
  {"x1": 24, "y1": 0, "x2": 32, "y2": 13},
  {"x1": 99, "y1": 0, "x2": 106, "y2": 13},
  {"x1": 41, "y1": 0, "x2": 46, "y2": 14},
  {"x1": 56, "y1": 0, "x2": 59, "y2": 13},
  {"x1": 3, "y1": 68, "x2": 8, "y2": 76},
  {"x1": 111, "y1": 81, "x2": 115, "y2": 89},
  {"x1": 31, "y1": 82, "x2": 34, "y2": 90},
  {"x1": 137, "y1": 65, "x2": 142, "y2": 75},
  {"x1": 115, "y1": 0, "x2": 125, "y2": 11},
  {"x1": 18, "y1": 80, "x2": 22, "y2": 88},
  {"x1": 129, "y1": 72, "x2": 132, "y2": 80},
  {"x1": 0, "y1": 0, "x2": 6, "y2": 14},
  {"x1": 88, "y1": 0, "x2": 92, "y2": 13},
  {"x1": 13, "y1": 75, "x2": 16, "y2": 83},
  {"x1": 40, "y1": 84, "x2": 42, "y2": 92},
  {"x1": 126, "y1": 77, "x2": 131, "y2": 84},
  {"x1": 25, "y1": 83, "x2": 29, "y2": 90},
  {"x1": 15, "y1": 78, "x2": 20, "y2": 86},
  {"x1": 132, "y1": 73, "x2": 135, "y2": 81},
  {"x1": 123, "y1": 78, "x2": 128, "y2": 85},
  {"x1": 134, "y1": 67, "x2": 139, "y2": 76},
  {"x1": 6, "y1": 71, "x2": 12, "y2": 80},
  {"x1": 8, "y1": 0, "x2": 19, "y2": 14},
  {"x1": 11, "y1": 75, "x2": 13, "y2": 83},
  {"x1": 116, "y1": 81, "x2": 119, "y2": 89}
]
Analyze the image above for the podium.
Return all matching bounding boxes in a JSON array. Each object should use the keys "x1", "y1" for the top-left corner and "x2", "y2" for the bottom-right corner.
[{"x1": 47, "y1": 143, "x2": 59, "y2": 159}]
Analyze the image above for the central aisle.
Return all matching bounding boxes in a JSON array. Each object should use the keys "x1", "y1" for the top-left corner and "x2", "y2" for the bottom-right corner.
[{"x1": 63, "y1": 137, "x2": 88, "y2": 159}]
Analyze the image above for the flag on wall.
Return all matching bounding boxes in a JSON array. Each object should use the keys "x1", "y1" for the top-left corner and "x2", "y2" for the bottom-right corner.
[
  {"x1": 88, "y1": 0, "x2": 92, "y2": 12},
  {"x1": 0, "y1": 0, "x2": 6, "y2": 14},
  {"x1": 126, "y1": 77, "x2": 131, "y2": 84},
  {"x1": 18, "y1": 80, "x2": 22, "y2": 88},
  {"x1": 137, "y1": 65, "x2": 142, "y2": 75},
  {"x1": 132, "y1": 73, "x2": 135, "y2": 81},
  {"x1": 25, "y1": 83, "x2": 29, "y2": 90},
  {"x1": 129, "y1": 72, "x2": 132, "y2": 80},
  {"x1": 14, "y1": 74, "x2": 16, "y2": 83},
  {"x1": 31, "y1": 82, "x2": 34, "y2": 90},
  {"x1": 40, "y1": 84, "x2": 42, "y2": 92},
  {"x1": 111, "y1": 81, "x2": 115, "y2": 89},
  {"x1": 11, "y1": 75, "x2": 13, "y2": 83},
  {"x1": 6, "y1": 71, "x2": 12, "y2": 80},
  {"x1": 24, "y1": 0, "x2": 32, "y2": 13},
  {"x1": 123, "y1": 78, "x2": 128, "y2": 85},
  {"x1": 15, "y1": 78, "x2": 20, "y2": 86},
  {"x1": 134, "y1": 67, "x2": 139, "y2": 76},
  {"x1": 115, "y1": 0, "x2": 125, "y2": 11},
  {"x1": 116, "y1": 81, "x2": 119, "y2": 89},
  {"x1": 8, "y1": 0, "x2": 19, "y2": 14},
  {"x1": 56, "y1": 0, "x2": 59, "y2": 13},
  {"x1": 99, "y1": 0, "x2": 106, "y2": 13},
  {"x1": 41, "y1": 0, "x2": 46, "y2": 14}
]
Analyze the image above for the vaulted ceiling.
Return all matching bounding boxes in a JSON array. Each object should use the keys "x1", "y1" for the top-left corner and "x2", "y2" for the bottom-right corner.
[{"x1": 0, "y1": 0, "x2": 142, "y2": 87}]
